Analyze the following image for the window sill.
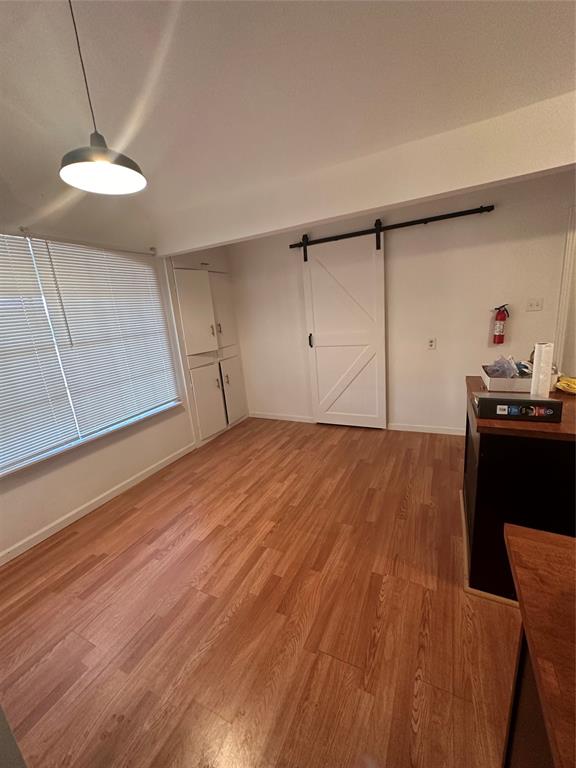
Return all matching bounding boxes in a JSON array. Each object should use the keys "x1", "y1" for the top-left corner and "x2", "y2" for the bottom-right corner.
[{"x1": 0, "y1": 400, "x2": 183, "y2": 479}]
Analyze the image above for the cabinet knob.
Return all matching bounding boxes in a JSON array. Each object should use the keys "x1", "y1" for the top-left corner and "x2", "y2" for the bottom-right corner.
[
  {"x1": 225, "y1": 374, "x2": 230, "y2": 384},
  {"x1": 217, "y1": 323, "x2": 222, "y2": 334},
  {"x1": 216, "y1": 378, "x2": 221, "y2": 389},
  {"x1": 210, "y1": 324, "x2": 215, "y2": 336}
]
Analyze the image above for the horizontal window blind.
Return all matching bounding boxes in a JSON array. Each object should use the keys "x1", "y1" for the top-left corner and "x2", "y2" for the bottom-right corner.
[{"x1": 0, "y1": 234, "x2": 180, "y2": 476}]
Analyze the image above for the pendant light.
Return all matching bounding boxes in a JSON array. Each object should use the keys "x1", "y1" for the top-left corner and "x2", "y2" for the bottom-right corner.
[{"x1": 59, "y1": 0, "x2": 147, "y2": 195}]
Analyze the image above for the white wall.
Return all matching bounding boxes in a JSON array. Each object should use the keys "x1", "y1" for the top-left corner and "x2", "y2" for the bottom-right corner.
[
  {"x1": 230, "y1": 171, "x2": 575, "y2": 434},
  {"x1": 0, "y1": 265, "x2": 196, "y2": 565},
  {"x1": 558, "y1": 210, "x2": 576, "y2": 378},
  {"x1": 159, "y1": 93, "x2": 575, "y2": 254},
  {"x1": 385, "y1": 173, "x2": 573, "y2": 432},
  {"x1": 563, "y1": 269, "x2": 576, "y2": 377},
  {"x1": 231, "y1": 237, "x2": 312, "y2": 421}
]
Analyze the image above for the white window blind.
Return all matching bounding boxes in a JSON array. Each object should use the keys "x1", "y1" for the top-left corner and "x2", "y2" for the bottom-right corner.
[{"x1": 0, "y1": 234, "x2": 179, "y2": 476}]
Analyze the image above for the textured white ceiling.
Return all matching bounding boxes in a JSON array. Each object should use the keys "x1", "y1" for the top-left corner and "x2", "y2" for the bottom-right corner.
[{"x1": 1, "y1": 1, "x2": 574, "y2": 250}]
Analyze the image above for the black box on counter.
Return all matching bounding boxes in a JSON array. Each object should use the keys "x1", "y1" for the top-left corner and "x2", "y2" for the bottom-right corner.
[{"x1": 472, "y1": 392, "x2": 563, "y2": 422}]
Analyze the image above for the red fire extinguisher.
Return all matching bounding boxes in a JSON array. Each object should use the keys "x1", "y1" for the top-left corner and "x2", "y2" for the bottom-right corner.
[{"x1": 493, "y1": 304, "x2": 509, "y2": 345}]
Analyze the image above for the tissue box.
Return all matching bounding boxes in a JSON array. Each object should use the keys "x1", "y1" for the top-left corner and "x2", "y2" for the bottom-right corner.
[{"x1": 480, "y1": 366, "x2": 558, "y2": 393}]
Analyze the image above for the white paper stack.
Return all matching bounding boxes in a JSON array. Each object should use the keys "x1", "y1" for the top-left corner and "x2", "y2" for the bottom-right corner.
[{"x1": 530, "y1": 342, "x2": 554, "y2": 398}]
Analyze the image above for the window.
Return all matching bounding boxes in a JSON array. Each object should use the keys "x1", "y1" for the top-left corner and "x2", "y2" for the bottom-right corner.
[{"x1": 0, "y1": 234, "x2": 180, "y2": 476}]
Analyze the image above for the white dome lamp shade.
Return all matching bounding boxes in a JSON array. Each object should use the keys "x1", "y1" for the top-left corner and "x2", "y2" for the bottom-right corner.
[
  {"x1": 60, "y1": 131, "x2": 147, "y2": 195},
  {"x1": 60, "y1": 0, "x2": 147, "y2": 195}
]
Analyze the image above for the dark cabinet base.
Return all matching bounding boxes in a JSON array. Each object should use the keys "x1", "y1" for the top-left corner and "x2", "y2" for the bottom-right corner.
[
  {"x1": 463, "y1": 395, "x2": 575, "y2": 600},
  {"x1": 504, "y1": 634, "x2": 555, "y2": 768}
]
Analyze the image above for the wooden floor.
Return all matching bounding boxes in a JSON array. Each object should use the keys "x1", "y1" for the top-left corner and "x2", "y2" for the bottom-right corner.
[{"x1": 0, "y1": 419, "x2": 521, "y2": 768}]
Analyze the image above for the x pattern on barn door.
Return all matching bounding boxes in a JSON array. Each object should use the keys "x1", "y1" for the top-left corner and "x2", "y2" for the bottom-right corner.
[{"x1": 304, "y1": 236, "x2": 386, "y2": 428}]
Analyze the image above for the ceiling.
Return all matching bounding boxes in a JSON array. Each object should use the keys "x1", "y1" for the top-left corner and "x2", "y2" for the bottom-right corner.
[{"x1": 1, "y1": 1, "x2": 574, "y2": 251}]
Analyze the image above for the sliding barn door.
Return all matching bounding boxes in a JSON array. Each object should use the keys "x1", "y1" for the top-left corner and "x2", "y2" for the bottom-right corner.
[{"x1": 304, "y1": 237, "x2": 386, "y2": 428}]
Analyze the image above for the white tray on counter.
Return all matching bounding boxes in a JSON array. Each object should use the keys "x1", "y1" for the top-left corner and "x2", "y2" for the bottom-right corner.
[{"x1": 480, "y1": 366, "x2": 558, "y2": 393}]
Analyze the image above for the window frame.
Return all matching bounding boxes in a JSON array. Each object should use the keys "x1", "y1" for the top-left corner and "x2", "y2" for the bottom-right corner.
[{"x1": 0, "y1": 235, "x2": 183, "y2": 479}]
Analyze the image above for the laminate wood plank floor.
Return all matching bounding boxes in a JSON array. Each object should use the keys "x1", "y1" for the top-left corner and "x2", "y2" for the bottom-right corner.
[{"x1": 0, "y1": 419, "x2": 521, "y2": 768}]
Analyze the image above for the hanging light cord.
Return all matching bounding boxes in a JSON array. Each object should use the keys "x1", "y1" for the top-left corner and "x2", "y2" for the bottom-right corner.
[{"x1": 67, "y1": 0, "x2": 98, "y2": 133}]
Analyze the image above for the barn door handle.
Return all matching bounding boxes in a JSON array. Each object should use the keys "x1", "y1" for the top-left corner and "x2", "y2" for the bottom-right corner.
[{"x1": 308, "y1": 333, "x2": 314, "y2": 348}]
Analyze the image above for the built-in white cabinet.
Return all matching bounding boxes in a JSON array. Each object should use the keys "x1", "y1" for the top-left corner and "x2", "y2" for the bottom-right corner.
[
  {"x1": 189, "y1": 356, "x2": 248, "y2": 439},
  {"x1": 172, "y1": 259, "x2": 248, "y2": 441},
  {"x1": 173, "y1": 269, "x2": 218, "y2": 355},
  {"x1": 190, "y1": 363, "x2": 228, "y2": 440},
  {"x1": 221, "y1": 356, "x2": 248, "y2": 424},
  {"x1": 174, "y1": 269, "x2": 238, "y2": 355},
  {"x1": 210, "y1": 273, "x2": 237, "y2": 348}
]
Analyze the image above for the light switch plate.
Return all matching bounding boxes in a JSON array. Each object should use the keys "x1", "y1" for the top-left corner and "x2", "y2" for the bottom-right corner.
[{"x1": 526, "y1": 298, "x2": 543, "y2": 312}]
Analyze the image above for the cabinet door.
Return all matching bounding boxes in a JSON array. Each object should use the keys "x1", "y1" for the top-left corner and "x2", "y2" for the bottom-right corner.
[
  {"x1": 190, "y1": 363, "x2": 227, "y2": 439},
  {"x1": 221, "y1": 356, "x2": 248, "y2": 424},
  {"x1": 174, "y1": 269, "x2": 218, "y2": 355},
  {"x1": 210, "y1": 273, "x2": 237, "y2": 348}
]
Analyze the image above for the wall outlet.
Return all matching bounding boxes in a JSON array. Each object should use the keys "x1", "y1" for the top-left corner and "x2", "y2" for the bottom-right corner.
[
  {"x1": 427, "y1": 337, "x2": 437, "y2": 350},
  {"x1": 526, "y1": 297, "x2": 543, "y2": 312}
]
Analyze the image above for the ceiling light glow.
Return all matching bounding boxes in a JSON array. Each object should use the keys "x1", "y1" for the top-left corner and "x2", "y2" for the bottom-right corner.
[{"x1": 60, "y1": 137, "x2": 147, "y2": 195}]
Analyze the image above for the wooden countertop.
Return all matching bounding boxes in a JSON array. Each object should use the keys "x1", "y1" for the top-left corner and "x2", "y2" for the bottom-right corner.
[
  {"x1": 466, "y1": 376, "x2": 576, "y2": 441},
  {"x1": 505, "y1": 525, "x2": 576, "y2": 768}
]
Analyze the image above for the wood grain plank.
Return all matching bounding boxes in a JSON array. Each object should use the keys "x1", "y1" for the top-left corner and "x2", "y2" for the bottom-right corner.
[
  {"x1": 275, "y1": 652, "x2": 374, "y2": 768},
  {"x1": 0, "y1": 419, "x2": 521, "y2": 768}
]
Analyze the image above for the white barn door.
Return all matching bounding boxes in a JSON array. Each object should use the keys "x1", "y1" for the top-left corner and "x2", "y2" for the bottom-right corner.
[{"x1": 304, "y1": 236, "x2": 386, "y2": 428}]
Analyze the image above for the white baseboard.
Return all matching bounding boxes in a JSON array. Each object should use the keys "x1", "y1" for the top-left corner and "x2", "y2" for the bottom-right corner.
[
  {"x1": 0, "y1": 442, "x2": 197, "y2": 567},
  {"x1": 387, "y1": 423, "x2": 465, "y2": 437},
  {"x1": 249, "y1": 411, "x2": 316, "y2": 424},
  {"x1": 248, "y1": 414, "x2": 464, "y2": 435}
]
